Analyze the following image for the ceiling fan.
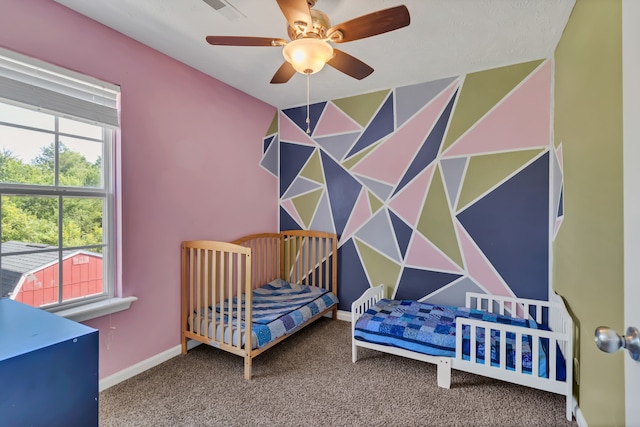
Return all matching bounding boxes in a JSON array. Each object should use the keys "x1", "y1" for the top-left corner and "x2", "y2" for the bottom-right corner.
[{"x1": 205, "y1": 0, "x2": 411, "y2": 84}]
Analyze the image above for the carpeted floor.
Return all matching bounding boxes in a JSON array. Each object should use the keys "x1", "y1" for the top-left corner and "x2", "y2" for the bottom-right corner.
[{"x1": 99, "y1": 318, "x2": 577, "y2": 427}]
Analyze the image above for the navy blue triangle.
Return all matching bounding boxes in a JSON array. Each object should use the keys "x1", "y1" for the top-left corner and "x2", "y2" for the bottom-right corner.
[
  {"x1": 393, "y1": 89, "x2": 458, "y2": 196},
  {"x1": 389, "y1": 210, "x2": 413, "y2": 260},
  {"x1": 282, "y1": 102, "x2": 326, "y2": 135},
  {"x1": 456, "y1": 152, "x2": 549, "y2": 301},
  {"x1": 558, "y1": 188, "x2": 564, "y2": 217},
  {"x1": 395, "y1": 268, "x2": 462, "y2": 300},
  {"x1": 280, "y1": 142, "x2": 315, "y2": 197},
  {"x1": 345, "y1": 92, "x2": 395, "y2": 158},
  {"x1": 279, "y1": 206, "x2": 302, "y2": 232},
  {"x1": 263, "y1": 135, "x2": 275, "y2": 154},
  {"x1": 320, "y1": 150, "x2": 362, "y2": 237},
  {"x1": 337, "y1": 238, "x2": 372, "y2": 311}
]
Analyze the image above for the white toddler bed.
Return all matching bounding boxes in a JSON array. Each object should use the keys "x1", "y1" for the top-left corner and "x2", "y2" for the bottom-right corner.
[{"x1": 351, "y1": 285, "x2": 573, "y2": 421}]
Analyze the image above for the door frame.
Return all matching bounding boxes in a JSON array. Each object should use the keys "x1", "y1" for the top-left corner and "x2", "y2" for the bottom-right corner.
[{"x1": 622, "y1": 0, "x2": 640, "y2": 423}]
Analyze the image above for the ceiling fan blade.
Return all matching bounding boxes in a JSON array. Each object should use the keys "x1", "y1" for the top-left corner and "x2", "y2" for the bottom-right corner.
[
  {"x1": 327, "y1": 49, "x2": 374, "y2": 80},
  {"x1": 276, "y1": 0, "x2": 312, "y2": 30},
  {"x1": 205, "y1": 36, "x2": 287, "y2": 47},
  {"x1": 327, "y1": 5, "x2": 410, "y2": 43},
  {"x1": 271, "y1": 61, "x2": 297, "y2": 84}
]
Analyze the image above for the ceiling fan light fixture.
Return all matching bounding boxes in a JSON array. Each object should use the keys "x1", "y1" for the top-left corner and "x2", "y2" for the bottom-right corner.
[{"x1": 282, "y1": 38, "x2": 334, "y2": 75}]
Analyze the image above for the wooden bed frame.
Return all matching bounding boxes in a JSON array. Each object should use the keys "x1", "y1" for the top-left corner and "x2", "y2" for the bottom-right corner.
[
  {"x1": 181, "y1": 230, "x2": 338, "y2": 379},
  {"x1": 351, "y1": 285, "x2": 574, "y2": 421}
]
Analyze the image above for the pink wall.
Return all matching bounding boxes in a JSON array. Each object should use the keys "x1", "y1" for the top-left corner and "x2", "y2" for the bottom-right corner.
[{"x1": 0, "y1": 0, "x2": 278, "y2": 378}]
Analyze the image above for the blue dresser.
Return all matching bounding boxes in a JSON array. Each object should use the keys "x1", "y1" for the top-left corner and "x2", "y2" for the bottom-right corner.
[{"x1": 0, "y1": 298, "x2": 98, "y2": 426}]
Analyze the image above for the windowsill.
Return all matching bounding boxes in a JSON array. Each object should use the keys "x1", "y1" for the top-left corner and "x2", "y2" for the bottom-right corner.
[{"x1": 53, "y1": 296, "x2": 138, "y2": 323}]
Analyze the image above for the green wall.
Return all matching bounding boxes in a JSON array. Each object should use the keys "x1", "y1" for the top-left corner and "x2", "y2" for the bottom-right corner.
[{"x1": 553, "y1": 0, "x2": 624, "y2": 425}]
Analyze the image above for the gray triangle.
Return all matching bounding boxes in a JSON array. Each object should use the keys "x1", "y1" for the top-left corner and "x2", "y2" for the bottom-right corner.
[
  {"x1": 355, "y1": 209, "x2": 401, "y2": 263},
  {"x1": 440, "y1": 157, "x2": 467, "y2": 209},
  {"x1": 420, "y1": 276, "x2": 484, "y2": 307},
  {"x1": 356, "y1": 175, "x2": 395, "y2": 202},
  {"x1": 309, "y1": 191, "x2": 336, "y2": 234},
  {"x1": 315, "y1": 132, "x2": 360, "y2": 162},
  {"x1": 396, "y1": 76, "x2": 458, "y2": 128},
  {"x1": 260, "y1": 135, "x2": 279, "y2": 177},
  {"x1": 283, "y1": 177, "x2": 322, "y2": 200}
]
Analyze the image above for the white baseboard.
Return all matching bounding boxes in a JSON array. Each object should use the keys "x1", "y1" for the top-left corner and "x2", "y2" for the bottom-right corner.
[
  {"x1": 337, "y1": 309, "x2": 350, "y2": 322},
  {"x1": 573, "y1": 397, "x2": 587, "y2": 427},
  {"x1": 99, "y1": 345, "x2": 182, "y2": 391}
]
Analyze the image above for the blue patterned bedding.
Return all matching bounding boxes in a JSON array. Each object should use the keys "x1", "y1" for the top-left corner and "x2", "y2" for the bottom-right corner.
[
  {"x1": 354, "y1": 299, "x2": 566, "y2": 380},
  {"x1": 195, "y1": 279, "x2": 338, "y2": 349}
]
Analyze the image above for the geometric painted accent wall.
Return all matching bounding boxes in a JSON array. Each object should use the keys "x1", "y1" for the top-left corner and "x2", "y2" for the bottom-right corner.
[{"x1": 263, "y1": 59, "x2": 556, "y2": 311}]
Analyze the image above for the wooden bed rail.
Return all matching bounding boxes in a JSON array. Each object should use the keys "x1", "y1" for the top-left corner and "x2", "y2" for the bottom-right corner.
[
  {"x1": 181, "y1": 230, "x2": 339, "y2": 380},
  {"x1": 231, "y1": 230, "x2": 338, "y2": 294},
  {"x1": 231, "y1": 233, "x2": 280, "y2": 291},
  {"x1": 280, "y1": 230, "x2": 337, "y2": 295},
  {"x1": 181, "y1": 240, "x2": 253, "y2": 356}
]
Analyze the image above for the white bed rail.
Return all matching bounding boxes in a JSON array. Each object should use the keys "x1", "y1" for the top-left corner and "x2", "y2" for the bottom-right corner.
[
  {"x1": 458, "y1": 292, "x2": 573, "y2": 420},
  {"x1": 351, "y1": 285, "x2": 385, "y2": 363},
  {"x1": 351, "y1": 289, "x2": 574, "y2": 421},
  {"x1": 466, "y1": 292, "x2": 547, "y2": 321},
  {"x1": 453, "y1": 317, "x2": 565, "y2": 390}
]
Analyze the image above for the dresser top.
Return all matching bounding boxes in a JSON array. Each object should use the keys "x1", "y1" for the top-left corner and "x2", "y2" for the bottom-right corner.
[{"x1": 0, "y1": 298, "x2": 97, "y2": 361}]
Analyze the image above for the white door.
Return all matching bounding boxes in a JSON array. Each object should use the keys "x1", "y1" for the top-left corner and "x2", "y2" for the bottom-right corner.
[{"x1": 623, "y1": 0, "x2": 640, "y2": 423}]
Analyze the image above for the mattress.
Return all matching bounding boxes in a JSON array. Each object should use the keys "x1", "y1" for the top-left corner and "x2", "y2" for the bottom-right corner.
[
  {"x1": 354, "y1": 299, "x2": 565, "y2": 380},
  {"x1": 194, "y1": 279, "x2": 338, "y2": 349}
]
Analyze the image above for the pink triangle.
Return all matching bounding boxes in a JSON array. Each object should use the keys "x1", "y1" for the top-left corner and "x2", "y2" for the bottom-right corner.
[
  {"x1": 456, "y1": 222, "x2": 513, "y2": 298},
  {"x1": 388, "y1": 164, "x2": 435, "y2": 227},
  {"x1": 279, "y1": 111, "x2": 315, "y2": 145},
  {"x1": 314, "y1": 102, "x2": 362, "y2": 137},
  {"x1": 352, "y1": 83, "x2": 458, "y2": 185},
  {"x1": 406, "y1": 233, "x2": 461, "y2": 273},
  {"x1": 281, "y1": 199, "x2": 303, "y2": 227},
  {"x1": 341, "y1": 188, "x2": 372, "y2": 241},
  {"x1": 444, "y1": 61, "x2": 552, "y2": 157},
  {"x1": 554, "y1": 216, "x2": 563, "y2": 239}
]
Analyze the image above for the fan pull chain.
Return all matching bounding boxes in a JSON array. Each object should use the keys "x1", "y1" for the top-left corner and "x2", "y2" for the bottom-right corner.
[{"x1": 306, "y1": 73, "x2": 311, "y2": 134}]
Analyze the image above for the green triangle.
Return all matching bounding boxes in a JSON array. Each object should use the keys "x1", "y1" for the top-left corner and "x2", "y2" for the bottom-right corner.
[
  {"x1": 292, "y1": 188, "x2": 323, "y2": 228},
  {"x1": 354, "y1": 238, "x2": 401, "y2": 299},
  {"x1": 265, "y1": 111, "x2": 278, "y2": 137},
  {"x1": 442, "y1": 60, "x2": 544, "y2": 152},
  {"x1": 456, "y1": 149, "x2": 544, "y2": 211},
  {"x1": 367, "y1": 190, "x2": 384, "y2": 214},
  {"x1": 333, "y1": 90, "x2": 390, "y2": 128},
  {"x1": 416, "y1": 165, "x2": 463, "y2": 267},
  {"x1": 300, "y1": 149, "x2": 324, "y2": 184}
]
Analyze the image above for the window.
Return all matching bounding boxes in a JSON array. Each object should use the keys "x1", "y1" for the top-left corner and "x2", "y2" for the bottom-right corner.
[{"x1": 0, "y1": 48, "x2": 121, "y2": 315}]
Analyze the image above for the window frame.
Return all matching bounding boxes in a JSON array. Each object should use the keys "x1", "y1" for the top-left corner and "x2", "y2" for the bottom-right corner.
[{"x1": 0, "y1": 48, "x2": 135, "y2": 320}]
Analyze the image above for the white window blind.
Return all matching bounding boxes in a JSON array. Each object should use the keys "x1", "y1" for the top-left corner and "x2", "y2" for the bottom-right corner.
[{"x1": 0, "y1": 47, "x2": 120, "y2": 128}]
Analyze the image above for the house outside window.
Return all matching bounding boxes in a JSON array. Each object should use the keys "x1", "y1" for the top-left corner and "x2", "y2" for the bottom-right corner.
[{"x1": 0, "y1": 48, "x2": 119, "y2": 313}]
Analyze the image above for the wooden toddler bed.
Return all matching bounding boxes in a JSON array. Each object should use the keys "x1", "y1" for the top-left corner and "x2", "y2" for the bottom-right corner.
[
  {"x1": 181, "y1": 230, "x2": 338, "y2": 379},
  {"x1": 352, "y1": 285, "x2": 574, "y2": 421}
]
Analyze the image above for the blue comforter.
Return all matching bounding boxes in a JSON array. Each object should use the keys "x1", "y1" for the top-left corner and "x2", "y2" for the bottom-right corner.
[
  {"x1": 196, "y1": 279, "x2": 338, "y2": 349},
  {"x1": 354, "y1": 299, "x2": 565, "y2": 380}
]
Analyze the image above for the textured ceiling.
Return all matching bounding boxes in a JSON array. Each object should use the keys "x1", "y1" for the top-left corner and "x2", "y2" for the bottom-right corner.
[{"x1": 53, "y1": 0, "x2": 575, "y2": 109}]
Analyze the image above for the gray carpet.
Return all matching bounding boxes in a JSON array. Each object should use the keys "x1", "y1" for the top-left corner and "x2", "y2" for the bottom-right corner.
[{"x1": 100, "y1": 318, "x2": 577, "y2": 427}]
